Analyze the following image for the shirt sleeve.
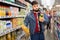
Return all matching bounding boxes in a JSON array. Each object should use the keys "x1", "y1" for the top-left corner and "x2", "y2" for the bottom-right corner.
[
  {"x1": 24, "y1": 14, "x2": 30, "y2": 27},
  {"x1": 44, "y1": 13, "x2": 49, "y2": 24}
]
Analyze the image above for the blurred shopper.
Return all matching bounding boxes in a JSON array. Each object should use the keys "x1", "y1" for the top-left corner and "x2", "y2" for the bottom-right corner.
[
  {"x1": 50, "y1": 10, "x2": 56, "y2": 33},
  {"x1": 23, "y1": 1, "x2": 49, "y2": 40},
  {"x1": 46, "y1": 10, "x2": 51, "y2": 29},
  {"x1": 43, "y1": 8, "x2": 51, "y2": 30},
  {"x1": 45, "y1": 9, "x2": 52, "y2": 30}
]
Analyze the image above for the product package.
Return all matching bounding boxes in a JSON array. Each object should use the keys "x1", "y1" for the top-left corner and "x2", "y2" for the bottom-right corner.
[
  {"x1": 17, "y1": 18, "x2": 24, "y2": 26},
  {"x1": 11, "y1": 18, "x2": 18, "y2": 28},
  {"x1": 6, "y1": 33, "x2": 11, "y2": 40},
  {"x1": 0, "y1": 21, "x2": 4, "y2": 34},
  {"x1": 19, "y1": 9, "x2": 26, "y2": 15},
  {"x1": 6, "y1": 20, "x2": 12, "y2": 29},
  {"x1": 5, "y1": 0, "x2": 15, "y2": 2},
  {"x1": 10, "y1": 7, "x2": 19, "y2": 17}
]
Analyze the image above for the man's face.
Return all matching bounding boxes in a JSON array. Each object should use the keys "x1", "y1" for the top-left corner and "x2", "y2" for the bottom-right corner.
[
  {"x1": 32, "y1": 4, "x2": 39, "y2": 12},
  {"x1": 46, "y1": 10, "x2": 49, "y2": 14}
]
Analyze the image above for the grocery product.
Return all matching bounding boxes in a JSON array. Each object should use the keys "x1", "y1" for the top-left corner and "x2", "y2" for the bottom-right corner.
[
  {"x1": 6, "y1": 20, "x2": 12, "y2": 29},
  {"x1": 2, "y1": 21, "x2": 6, "y2": 31},
  {"x1": 39, "y1": 14, "x2": 44, "y2": 19},
  {"x1": 16, "y1": 29, "x2": 22, "y2": 36},
  {"x1": 19, "y1": 9, "x2": 25, "y2": 15},
  {"x1": 0, "y1": 21, "x2": 3, "y2": 34},
  {"x1": 2, "y1": 35, "x2": 7, "y2": 40},
  {"x1": 39, "y1": 14, "x2": 44, "y2": 22},
  {"x1": 17, "y1": 18, "x2": 24, "y2": 26},
  {"x1": 6, "y1": 9, "x2": 12, "y2": 17},
  {"x1": 0, "y1": 10, "x2": 6, "y2": 17},
  {"x1": 0, "y1": 5, "x2": 11, "y2": 17},
  {"x1": 0, "y1": 37, "x2": 3, "y2": 40},
  {"x1": 6, "y1": 33, "x2": 11, "y2": 40},
  {"x1": 11, "y1": 18, "x2": 18, "y2": 28},
  {"x1": 10, "y1": 7, "x2": 19, "y2": 16},
  {"x1": 11, "y1": 31, "x2": 15, "y2": 40}
]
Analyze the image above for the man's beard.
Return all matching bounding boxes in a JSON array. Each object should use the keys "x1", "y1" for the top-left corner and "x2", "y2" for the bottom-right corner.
[{"x1": 33, "y1": 9, "x2": 39, "y2": 12}]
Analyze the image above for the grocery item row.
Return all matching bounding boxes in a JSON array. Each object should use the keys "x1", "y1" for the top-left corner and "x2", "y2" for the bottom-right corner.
[
  {"x1": 0, "y1": 5, "x2": 26, "y2": 18},
  {"x1": 54, "y1": 16, "x2": 60, "y2": 40},
  {"x1": 0, "y1": 18, "x2": 24, "y2": 35},
  {"x1": 0, "y1": 29, "x2": 25, "y2": 40}
]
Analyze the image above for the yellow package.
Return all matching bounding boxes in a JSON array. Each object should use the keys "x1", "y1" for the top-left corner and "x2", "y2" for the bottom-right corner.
[
  {"x1": 2, "y1": 35, "x2": 7, "y2": 40},
  {"x1": 39, "y1": 14, "x2": 44, "y2": 22},
  {"x1": 17, "y1": 18, "x2": 24, "y2": 26},
  {"x1": 6, "y1": 33, "x2": 11, "y2": 40},
  {"x1": 11, "y1": 18, "x2": 18, "y2": 28},
  {"x1": 0, "y1": 10, "x2": 6, "y2": 17},
  {"x1": 11, "y1": 32, "x2": 15, "y2": 40},
  {"x1": 21, "y1": 24, "x2": 30, "y2": 36}
]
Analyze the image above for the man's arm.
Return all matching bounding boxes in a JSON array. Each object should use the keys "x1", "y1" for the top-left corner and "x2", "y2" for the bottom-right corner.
[
  {"x1": 21, "y1": 14, "x2": 30, "y2": 36},
  {"x1": 24, "y1": 14, "x2": 30, "y2": 27},
  {"x1": 44, "y1": 13, "x2": 49, "y2": 24}
]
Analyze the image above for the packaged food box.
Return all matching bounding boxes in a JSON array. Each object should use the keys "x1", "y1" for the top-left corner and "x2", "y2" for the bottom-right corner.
[{"x1": 11, "y1": 18, "x2": 18, "y2": 28}]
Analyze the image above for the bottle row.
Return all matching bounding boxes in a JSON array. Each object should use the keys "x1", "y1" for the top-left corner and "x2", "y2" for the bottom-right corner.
[
  {"x1": 0, "y1": 18, "x2": 24, "y2": 34},
  {"x1": 0, "y1": 5, "x2": 26, "y2": 18}
]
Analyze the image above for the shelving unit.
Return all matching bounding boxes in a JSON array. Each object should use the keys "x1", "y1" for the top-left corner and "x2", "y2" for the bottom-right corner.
[
  {"x1": 0, "y1": 0, "x2": 26, "y2": 40},
  {"x1": 0, "y1": 15, "x2": 26, "y2": 19},
  {"x1": 0, "y1": 1, "x2": 26, "y2": 9},
  {"x1": 54, "y1": 16, "x2": 60, "y2": 40},
  {"x1": 0, "y1": 26, "x2": 21, "y2": 37},
  {"x1": 16, "y1": 31, "x2": 25, "y2": 40}
]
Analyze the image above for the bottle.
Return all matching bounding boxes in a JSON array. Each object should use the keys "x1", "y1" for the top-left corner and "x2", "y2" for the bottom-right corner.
[{"x1": 39, "y1": 14, "x2": 44, "y2": 19}]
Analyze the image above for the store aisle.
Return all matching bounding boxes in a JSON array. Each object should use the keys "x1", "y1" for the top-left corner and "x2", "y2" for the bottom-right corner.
[
  {"x1": 44, "y1": 19, "x2": 56, "y2": 40},
  {"x1": 44, "y1": 29, "x2": 56, "y2": 40}
]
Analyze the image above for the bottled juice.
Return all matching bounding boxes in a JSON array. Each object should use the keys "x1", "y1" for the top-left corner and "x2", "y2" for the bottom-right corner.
[
  {"x1": 17, "y1": 18, "x2": 24, "y2": 26},
  {"x1": 11, "y1": 18, "x2": 18, "y2": 28},
  {"x1": 6, "y1": 33, "x2": 11, "y2": 40},
  {"x1": 2, "y1": 35, "x2": 7, "y2": 40},
  {"x1": 39, "y1": 14, "x2": 44, "y2": 21},
  {"x1": 0, "y1": 37, "x2": 3, "y2": 40},
  {"x1": 11, "y1": 31, "x2": 15, "y2": 40}
]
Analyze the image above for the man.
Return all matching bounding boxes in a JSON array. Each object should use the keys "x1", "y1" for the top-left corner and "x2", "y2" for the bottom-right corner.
[
  {"x1": 45, "y1": 10, "x2": 51, "y2": 30},
  {"x1": 24, "y1": 1, "x2": 49, "y2": 40}
]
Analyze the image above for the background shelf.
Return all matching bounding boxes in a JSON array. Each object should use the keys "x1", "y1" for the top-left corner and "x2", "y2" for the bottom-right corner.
[
  {"x1": 0, "y1": 1, "x2": 26, "y2": 9},
  {"x1": 0, "y1": 26, "x2": 21, "y2": 37}
]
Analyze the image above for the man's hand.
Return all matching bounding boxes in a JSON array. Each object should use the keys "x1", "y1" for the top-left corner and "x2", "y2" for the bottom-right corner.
[
  {"x1": 39, "y1": 17, "x2": 44, "y2": 22},
  {"x1": 21, "y1": 24, "x2": 30, "y2": 36}
]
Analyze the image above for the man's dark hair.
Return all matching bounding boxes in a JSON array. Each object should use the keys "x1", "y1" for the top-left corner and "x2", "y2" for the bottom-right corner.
[
  {"x1": 31, "y1": 1, "x2": 38, "y2": 5},
  {"x1": 43, "y1": 8, "x2": 47, "y2": 11}
]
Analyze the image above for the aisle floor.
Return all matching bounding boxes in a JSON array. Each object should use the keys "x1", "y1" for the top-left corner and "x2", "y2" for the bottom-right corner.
[
  {"x1": 44, "y1": 29, "x2": 56, "y2": 40},
  {"x1": 44, "y1": 18, "x2": 56, "y2": 40}
]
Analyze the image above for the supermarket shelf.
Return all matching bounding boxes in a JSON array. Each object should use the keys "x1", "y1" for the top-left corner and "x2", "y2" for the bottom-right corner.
[
  {"x1": 55, "y1": 20, "x2": 60, "y2": 24},
  {"x1": 0, "y1": 15, "x2": 26, "y2": 19},
  {"x1": 0, "y1": 26, "x2": 21, "y2": 37},
  {"x1": 0, "y1": 1, "x2": 26, "y2": 9},
  {"x1": 20, "y1": 31, "x2": 25, "y2": 39},
  {"x1": 16, "y1": 31, "x2": 25, "y2": 40}
]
